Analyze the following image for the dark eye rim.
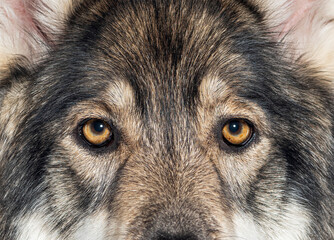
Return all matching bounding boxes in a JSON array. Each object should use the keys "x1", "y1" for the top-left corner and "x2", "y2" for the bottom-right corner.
[
  {"x1": 217, "y1": 118, "x2": 256, "y2": 151},
  {"x1": 76, "y1": 118, "x2": 120, "y2": 151}
]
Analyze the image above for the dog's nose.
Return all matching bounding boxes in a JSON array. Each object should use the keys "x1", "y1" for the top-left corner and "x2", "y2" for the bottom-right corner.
[
  {"x1": 142, "y1": 204, "x2": 209, "y2": 240},
  {"x1": 152, "y1": 232, "x2": 198, "y2": 240},
  {"x1": 146, "y1": 216, "x2": 205, "y2": 240}
]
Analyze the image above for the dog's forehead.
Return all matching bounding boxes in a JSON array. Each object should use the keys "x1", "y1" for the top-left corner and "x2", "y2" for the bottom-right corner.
[
  {"x1": 74, "y1": 0, "x2": 262, "y2": 109},
  {"x1": 41, "y1": 0, "x2": 274, "y2": 132}
]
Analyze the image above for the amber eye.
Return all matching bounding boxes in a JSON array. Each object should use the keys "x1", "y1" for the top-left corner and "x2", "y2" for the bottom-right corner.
[
  {"x1": 81, "y1": 119, "x2": 113, "y2": 147},
  {"x1": 222, "y1": 119, "x2": 253, "y2": 146}
]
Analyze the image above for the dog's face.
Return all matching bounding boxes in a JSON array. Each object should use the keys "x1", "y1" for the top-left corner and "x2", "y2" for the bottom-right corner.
[{"x1": 0, "y1": 0, "x2": 333, "y2": 239}]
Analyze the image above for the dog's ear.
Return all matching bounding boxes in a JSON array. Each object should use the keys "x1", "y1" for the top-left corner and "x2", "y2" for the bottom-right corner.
[
  {"x1": 257, "y1": 0, "x2": 334, "y2": 74},
  {"x1": 0, "y1": 0, "x2": 78, "y2": 67}
]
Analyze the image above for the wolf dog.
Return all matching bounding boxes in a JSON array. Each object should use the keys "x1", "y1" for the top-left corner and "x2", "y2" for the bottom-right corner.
[{"x1": 0, "y1": 0, "x2": 333, "y2": 239}]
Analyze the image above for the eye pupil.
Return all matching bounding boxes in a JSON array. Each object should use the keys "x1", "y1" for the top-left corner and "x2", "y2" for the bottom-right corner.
[
  {"x1": 229, "y1": 121, "x2": 240, "y2": 134},
  {"x1": 93, "y1": 120, "x2": 105, "y2": 133}
]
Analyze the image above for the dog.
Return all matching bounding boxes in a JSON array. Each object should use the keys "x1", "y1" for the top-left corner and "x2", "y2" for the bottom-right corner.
[{"x1": 0, "y1": 0, "x2": 333, "y2": 239}]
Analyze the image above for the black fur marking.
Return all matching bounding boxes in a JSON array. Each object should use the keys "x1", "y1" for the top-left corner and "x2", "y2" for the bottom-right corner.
[{"x1": 235, "y1": 0, "x2": 264, "y2": 22}]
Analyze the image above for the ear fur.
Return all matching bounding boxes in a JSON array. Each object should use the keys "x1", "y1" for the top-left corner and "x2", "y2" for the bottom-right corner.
[
  {"x1": 255, "y1": 0, "x2": 334, "y2": 78},
  {"x1": 0, "y1": 0, "x2": 78, "y2": 67}
]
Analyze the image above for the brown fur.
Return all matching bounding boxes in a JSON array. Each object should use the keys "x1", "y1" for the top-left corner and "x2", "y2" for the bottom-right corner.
[{"x1": 0, "y1": 0, "x2": 333, "y2": 239}]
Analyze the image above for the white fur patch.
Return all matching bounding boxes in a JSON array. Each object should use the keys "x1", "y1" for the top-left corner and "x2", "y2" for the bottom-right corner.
[
  {"x1": 233, "y1": 201, "x2": 310, "y2": 240},
  {"x1": 16, "y1": 213, "x2": 60, "y2": 240},
  {"x1": 232, "y1": 213, "x2": 264, "y2": 240},
  {"x1": 17, "y1": 210, "x2": 110, "y2": 240},
  {"x1": 73, "y1": 211, "x2": 108, "y2": 240}
]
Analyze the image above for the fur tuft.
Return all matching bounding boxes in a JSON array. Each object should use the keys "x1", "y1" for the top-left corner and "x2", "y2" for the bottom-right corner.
[
  {"x1": 256, "y1": 0, "x2": 334, "y2": 81},
  {"x1": 0, "y1": 0, "x2": 77, "y2": 67}
]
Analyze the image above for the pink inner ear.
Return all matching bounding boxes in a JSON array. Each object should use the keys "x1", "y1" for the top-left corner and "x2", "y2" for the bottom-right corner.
[
  {"x1": 278, "y1": 0, "x2": 316, "y2": 37},
  {"x1": 4, "y1": 0, "x2": 41, "y2": 38}
]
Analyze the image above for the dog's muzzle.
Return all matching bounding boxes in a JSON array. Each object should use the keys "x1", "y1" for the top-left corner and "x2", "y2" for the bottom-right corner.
[{"x1": 141, "y1": 204, "x2": 210, "y2": 240}]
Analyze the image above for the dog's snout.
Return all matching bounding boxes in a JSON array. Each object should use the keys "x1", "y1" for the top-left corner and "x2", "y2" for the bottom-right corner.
[
  {"x1": 153, "y1": 232, "x2": 198, "y2": 240},
  {"x1": 142, "y1": 207, "x2": 209, "y2": 240}
]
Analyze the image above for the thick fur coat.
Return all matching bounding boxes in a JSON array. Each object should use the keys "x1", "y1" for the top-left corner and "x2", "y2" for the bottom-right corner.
[{"x1": 0, "y1": 0, "x2": 333, "y2": 239}]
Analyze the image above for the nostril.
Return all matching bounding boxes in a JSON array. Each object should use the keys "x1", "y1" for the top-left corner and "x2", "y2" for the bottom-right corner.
[{"x1": 155, "y1": 232, "x2": 198, "y2": 240}]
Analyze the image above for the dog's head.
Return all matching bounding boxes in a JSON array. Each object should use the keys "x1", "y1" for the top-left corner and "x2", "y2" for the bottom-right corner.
[{"x1": 0, "y1": 0, "x2": 333, "y2": 239}]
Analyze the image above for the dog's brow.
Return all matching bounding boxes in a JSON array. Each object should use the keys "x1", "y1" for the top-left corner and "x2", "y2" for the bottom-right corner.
[
  {"x1": 199, "y1": 76, "x2": 231, "y2": 103},
  {"x1": 105, "y1": 80, "x2": 135, "y2": 109}
]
